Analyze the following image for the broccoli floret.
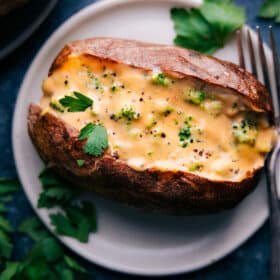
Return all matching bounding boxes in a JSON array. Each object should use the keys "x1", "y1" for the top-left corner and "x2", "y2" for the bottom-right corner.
[
  {"x1": 232, "y1": 119, "x2": 258, "y2": 145},
  {"x1": 188, "y1": 163, "x2": 203, "y2": 172},
  {"x1": 184, "y1": 89, "x2": 206, "y2": 105},
  {"x1": 120, "y1": 107, "x2": 140, "y2": 121},
  {"x1": 151, "y1": 72, "x2": 170, "y2": 86}
]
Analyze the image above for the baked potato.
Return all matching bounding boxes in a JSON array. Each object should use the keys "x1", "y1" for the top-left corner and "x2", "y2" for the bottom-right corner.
[{"x1": 28, "y1": 38, "x2": 277, "y2": 214}]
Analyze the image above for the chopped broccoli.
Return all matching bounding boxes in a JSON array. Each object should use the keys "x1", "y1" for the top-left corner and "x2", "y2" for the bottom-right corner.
[
  {"x1": 188, "y1": 163, "x2": 203, "y2": 172},
  {"x1": 179, "y1": 126, "x2": 192, "y2": 147},
  {"x1": 232, "y1": 119, "x2": 258, "y2": 145},
  {"x1": 120, "y1": 107, "x2": 140, "y2": 121},
  {"x1": 184, "y1": 89, "x2": 206, "y2": 105},
  {"x1": 151, "y1": 72, "x2": 170, "y2": 86}
]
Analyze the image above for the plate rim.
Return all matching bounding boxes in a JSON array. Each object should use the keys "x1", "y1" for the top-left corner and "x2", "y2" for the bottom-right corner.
[
  {"x1": 0, "y1": 0, "x2": 58, "y2": 60},
  {"x1": 12, "y1": 0, "x2": 269, "y2": 276}
]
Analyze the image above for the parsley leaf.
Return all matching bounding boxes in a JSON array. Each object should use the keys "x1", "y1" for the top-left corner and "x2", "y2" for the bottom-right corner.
[
  {"x1": 50, "y1": 202, "x2": 96, "y2": 243},
  {"x1": 76, "y1": 159, "x2": 85, "y2": 167},
  {"x1": 38, "y1": 187, "x2": 76, "y2": 208},
  {"x1": 59, "y1": 91, "x2": 93, "y2": 112},
  {"x1": 39, "y1": 168, "x2": 64, "y2": 187},
  {"x1": 64, "y1": 256, "x2": 88, "y2": 274},
  {"x1": 37, "y1": 168, "x2": 98, "y2": 243},
  {"x1": 0, "y1": 179, "x2": 18, "y2": 260},
  {"x1": 78, "y1": 123, "x2": 96, "y2": 140},
  {"x1": 0, "y1": 216, "x2": 13, "y2": 233},
  {"x1": 0, "y1": 229, "x2": 13, "y2": 259},
  {"x1": 79, "y1": 123, "x2": 108, "y2": 157},
  {"x1": 258, "y1": 0, "x2": 280, "y2": 23},
  {"x1": 0, "y1": 178, "x2": 20, "y2": 195},
  {"x1": 18, "y1": 217, "x2": 49, "y2": 242},
  {"x1": 171, "y1": 0, "x2": 245, "y2": 54},
  {"x1": 0, "y1": 175, "x2": 89, "y2": 279},
  {"x1": 0, "y1": 203, "x2": 6, "y2": 213},
  {"x1": 38, "y1": 168, "x2": 77, "y2": 208},
  {"x1": 0, "y1": 262, "x2": 21, "y2": 280}
]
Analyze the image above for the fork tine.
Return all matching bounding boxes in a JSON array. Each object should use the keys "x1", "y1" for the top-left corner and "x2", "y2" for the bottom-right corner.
[
  {"x1": 257, "y1": 26, "x2": 272, "y2": 94},
  {"x1": 247, "y1": 29, "x2": 257, "y2": 77},
  {"x1": 236, "y1": 29, "x2": 245, "y2": 68},
  {"x1": 269, "y1": 26, "x2": 280, "y2": 122}
]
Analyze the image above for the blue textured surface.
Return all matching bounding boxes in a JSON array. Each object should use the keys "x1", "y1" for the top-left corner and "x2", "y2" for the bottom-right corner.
[{"x1": 0, "y1": 0, "x2": 279, "y2": 279}]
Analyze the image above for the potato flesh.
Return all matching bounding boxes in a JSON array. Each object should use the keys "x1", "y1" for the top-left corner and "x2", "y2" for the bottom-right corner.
[{"x1": 40, "y1": 55, "x2": 277, "y2": 182}]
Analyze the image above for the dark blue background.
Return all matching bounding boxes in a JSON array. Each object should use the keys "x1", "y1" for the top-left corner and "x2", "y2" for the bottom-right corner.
[{"x1": 0, "y1": 0, "x2": 279, "y2": 279}]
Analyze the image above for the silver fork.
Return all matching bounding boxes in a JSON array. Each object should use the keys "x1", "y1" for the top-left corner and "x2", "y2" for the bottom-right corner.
[{"x1": 237, "y1": 27, "x2": 280, "y2": 280}]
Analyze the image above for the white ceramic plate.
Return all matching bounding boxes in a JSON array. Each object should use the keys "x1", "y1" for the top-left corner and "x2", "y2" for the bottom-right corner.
[{"x1": 12, "y1": 0, "x2": 279, "y2": 276}]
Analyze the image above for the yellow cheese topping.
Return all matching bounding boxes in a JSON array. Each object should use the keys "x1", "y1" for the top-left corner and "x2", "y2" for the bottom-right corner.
[{"x1": 41, "y1": 55, "x2": 277, "y2": 182}]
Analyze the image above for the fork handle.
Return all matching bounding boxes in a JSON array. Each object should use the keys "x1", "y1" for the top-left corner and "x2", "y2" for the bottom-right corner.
[{"x1": 266, "y1": 144, "x2": 280, "y2": 280}]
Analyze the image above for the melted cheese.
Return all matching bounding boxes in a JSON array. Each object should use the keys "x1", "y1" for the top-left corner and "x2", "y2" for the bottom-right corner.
[{"x1": 41, "y1": 55, "x2": 277, "y2": 182}]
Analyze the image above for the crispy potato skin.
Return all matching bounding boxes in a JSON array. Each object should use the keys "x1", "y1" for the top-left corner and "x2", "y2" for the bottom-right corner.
[
  {"x1": 28, "y1": 104, "x2": 261, "y2": 214},
  {"x1": 51, "y1": 38, "x2": 273, "y2": 117},
  {"x1": 28, "y1": 38, "x2": 272, "y2": 214}
]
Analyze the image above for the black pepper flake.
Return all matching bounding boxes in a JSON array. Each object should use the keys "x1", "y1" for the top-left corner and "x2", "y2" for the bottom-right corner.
[
  {"x1": 161, "y1": 133, "x2": 166, "y2": 138},
  {"x1": 198, "y1": 150, "x2": 204, "y2": 156},
  {"x1": 64, "y1": 80, "x2": 68, "y2": 85},
  {"x1": 139, "y1": 98, "x2": 143, "y2": 102},
  {"x1": 112, "y1": 72, "x2": 117, "y2": 77},
  {"x1": 190, "y1": 139, "x2": 194, "y2": 143}
]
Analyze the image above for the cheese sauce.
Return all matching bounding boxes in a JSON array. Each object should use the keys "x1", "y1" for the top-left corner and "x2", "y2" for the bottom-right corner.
[{"x1": 41, "y1": 55, "x2": 277, "y2": 181}]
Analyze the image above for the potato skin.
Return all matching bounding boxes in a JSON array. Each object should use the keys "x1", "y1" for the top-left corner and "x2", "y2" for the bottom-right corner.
[
  {"x1": 28, "y1": 38, "x2": 272, "y2": 214},
  {"x1": 50, "y1": 38, "x2": 273, "y2": 117},
  {"x1": 28, "y1": 104, "x2": 262, "y2": 214}
]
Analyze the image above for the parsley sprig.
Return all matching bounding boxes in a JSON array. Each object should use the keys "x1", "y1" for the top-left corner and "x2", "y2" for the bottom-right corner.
[
  {"x1": 1, "y1": 217, "x2": 89, "y2": 279},
  {"x1": 59, "y1": 91, "x2": 93, "y2": 112},
  {"x1": 171, "y1": 0, "x2": 245, "y2": 54},
  {"x1": 0, "y1": 178, "x2": 20, "y2": 260},
  {"x1": 0, "y1": 175, "x2": 90, "y2": 279},
  {"x1": 79, "y1": 123, "x2": 108, "y2": 157},
  {"x1": 258, "y1": 0, "x2": 280, "y2": 23},
  {"x1": 37, "y1": 168, "x2": 97, "y2": 243}
]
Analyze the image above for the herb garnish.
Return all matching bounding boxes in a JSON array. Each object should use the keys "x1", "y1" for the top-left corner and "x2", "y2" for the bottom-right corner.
[
  {"x1": 179, "y1": 116, "x2": 194, "y2": 147},
  {"x1": 59, "y1": 91, "x2": 93, "y2": 112},
  {"x1": 171, "y1": 0, "x2": 245, "y2": 54},
  {"x1": 38, "y1": 168, "x2": 97, "y2": 243},
  {"x1": 79, "y1": 123, "x2": 108, "y2": 157},
  {"x1": 179, "y1": 127, "x2": 192, "y2": 147},
  {"x1": 76, "y1": 159, "x2": 85, "y2": 167},
  {"x1": 189, "y1": 163, "x2": 203, "y2": 172},
  {"x1": 232, "y1": 119, "x2": 258, "y2": 145},
  {"x1": 184, "y1": 89, "x2": 206, "y2": 105},
  {"x1": 120, "y1": 107, "x2": 140, "y2": 121},
  {"x1": 258, "y1": 0, "x2": 280, "y2": 23},
  {"x1": 151, "y1": 72, "x2": 170, "y2": 86},
  {"x1": 0, "y1": 178, "x2": 20, "y2": 260},
  {"x1": 0, "y1": 176, "x2": 89, "y2": 278}
]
